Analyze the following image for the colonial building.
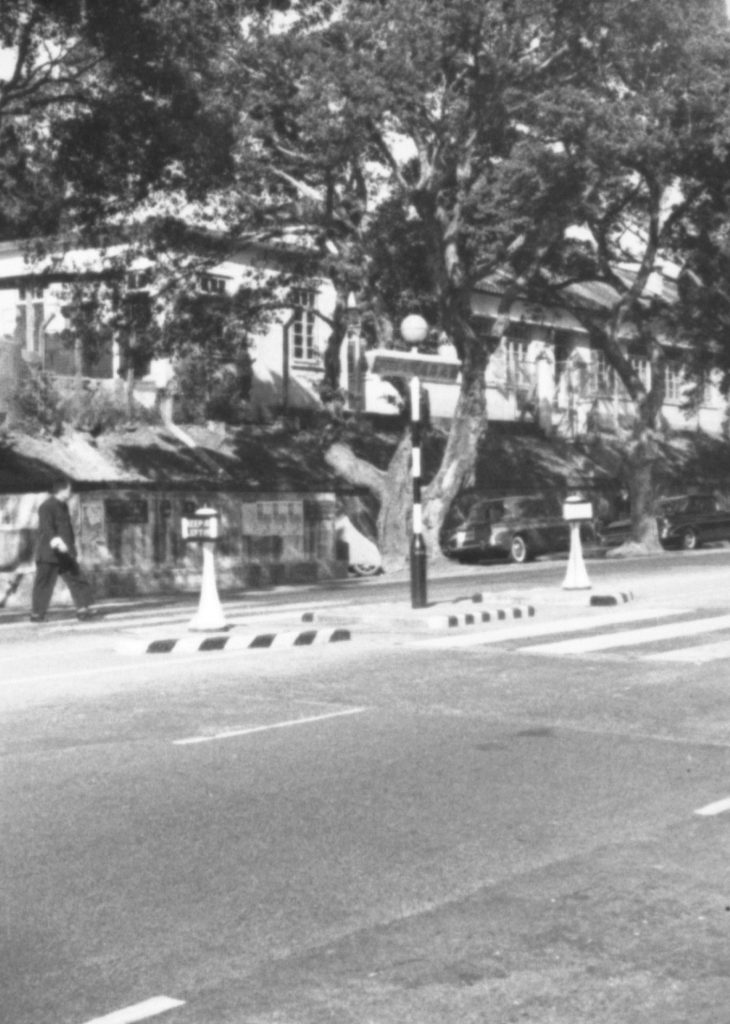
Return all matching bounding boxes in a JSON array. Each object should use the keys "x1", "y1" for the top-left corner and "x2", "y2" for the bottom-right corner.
[{"x1": 0, "y1": 237, "x2": 725, "y2": 436}]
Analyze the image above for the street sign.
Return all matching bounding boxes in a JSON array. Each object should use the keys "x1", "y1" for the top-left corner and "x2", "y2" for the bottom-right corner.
[
  {"x1": 181, "y1": 507, "x2": 220, "y2": 541},
  {"x1": 563, "y1": 499, "x2": 593, "y2": 522}
]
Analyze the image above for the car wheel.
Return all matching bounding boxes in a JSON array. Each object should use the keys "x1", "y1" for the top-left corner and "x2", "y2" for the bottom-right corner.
[
  {"x1": 509, "y1": 534, "x2": 531, "y2": 564},
  {"x1": 681, "y1": 528, "x2": 699, "y2": 551},
  {"x1": 350, "y1": 562, "x2": 381, "y2": 577}
]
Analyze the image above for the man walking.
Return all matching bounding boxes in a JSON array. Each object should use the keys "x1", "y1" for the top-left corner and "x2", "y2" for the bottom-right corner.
[{"x1": 31, "y1": 477, "x2": 96, "y2": 622}]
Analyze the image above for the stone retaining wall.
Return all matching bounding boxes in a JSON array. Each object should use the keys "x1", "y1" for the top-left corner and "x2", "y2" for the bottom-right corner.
[{"x1": 0, "y1": 488, "x2": 346, "y2": 607}]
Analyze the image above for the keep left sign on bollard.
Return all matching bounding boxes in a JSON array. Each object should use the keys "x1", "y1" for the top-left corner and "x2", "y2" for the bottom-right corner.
[
  {"x1": 182, "y1": 507, "x2": 228, "y2": 631},
  {"x1": 562, "y1": 495, "x2": 593, "y2": 591}
]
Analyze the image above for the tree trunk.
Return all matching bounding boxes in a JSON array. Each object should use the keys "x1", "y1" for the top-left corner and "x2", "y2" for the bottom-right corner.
[
  {"x1": 323, "y1": 434, "x2": 410, "y2": 571},
  {"x1": 376, "y1": 430, "x2": 412, "y2": 571},
  {"x1": 584, "y1": 319, "x2": 665, "y2": 555},
  {"x1": 610, "y1": 393, "x2": 664, "y2": 556},
  {"x1": 625, "y1": 423, "x2": 663, "y2": 552},
  {"x1": 323, "y1": 352, "x2": 487, "y2": 571},
  {"x1": 624, "y1": 341, "x2": 666, "y2": 552},
  {"x1": 324, "y1": 441, "x2": 386, "y2": 501},
  {"x1": 421, "y1": 327, "x2": 488, "y2": 558}
]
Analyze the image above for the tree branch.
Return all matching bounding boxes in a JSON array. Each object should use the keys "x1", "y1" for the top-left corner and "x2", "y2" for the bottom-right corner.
[
  {"x1": 324, "y1": 442, "x2": 387, "y2": 502},
  {"x1": 367, "y1": 123, "x2": 410, "y2": 192},
  {"x1": 269, "y1": 167, "x2": 324, "y2": 203}
]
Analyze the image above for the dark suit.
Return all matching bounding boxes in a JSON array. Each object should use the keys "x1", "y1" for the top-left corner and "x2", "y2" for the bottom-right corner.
[{"x1": 31, "y1": 495, "x2": 92, "y2": 617}]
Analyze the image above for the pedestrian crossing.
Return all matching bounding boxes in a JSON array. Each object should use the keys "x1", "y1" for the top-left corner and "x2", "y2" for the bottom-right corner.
[
  {"x1": 525, "y1": 612, "x2": 730, "y2": 657},
  {"x1": 413, "y1": 606, "x2": 730, "y2": 665}
]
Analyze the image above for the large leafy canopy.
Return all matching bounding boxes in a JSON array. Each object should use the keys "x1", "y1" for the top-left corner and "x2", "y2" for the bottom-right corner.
[
  {"x1": 232, "y1": 1, "x2": 730, "y2": 363},
  {"x1": 0, "y1": 0, "x2": 254, "y2": 236}
]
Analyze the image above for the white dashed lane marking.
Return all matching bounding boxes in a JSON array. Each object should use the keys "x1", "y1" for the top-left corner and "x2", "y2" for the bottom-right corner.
[
  {"x1": 174, "y1": 706, "x2": 369, "y2": 745},
  {"x1": 80, "y1": 996, "x2": 185, "y2": 1024},
  {"x1": 695, "y1": 797, "x2": 730, "y2": 817}
]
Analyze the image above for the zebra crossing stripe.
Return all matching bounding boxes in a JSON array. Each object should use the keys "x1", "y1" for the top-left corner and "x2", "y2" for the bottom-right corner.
[
  {"x1": 644, "y1": 637, "x2": 730, "y2": 664},
  {"x1": 523, "y1": 612, "x2": 730, "y2": 656},
  {"x1": 140, "y1": 627, "x2": 351, "y2": 655}
]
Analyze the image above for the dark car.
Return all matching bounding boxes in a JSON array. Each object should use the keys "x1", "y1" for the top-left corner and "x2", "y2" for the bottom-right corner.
[
  {"x1": 442, "y1": 493, "x2": 597, "y2": 565},
  {"x1": 600, "y1": 493, "x2": 730, "y2": 550}
]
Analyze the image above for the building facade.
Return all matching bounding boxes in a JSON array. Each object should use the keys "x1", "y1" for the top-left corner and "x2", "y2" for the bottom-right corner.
[{"x1": 0, "y1": 237, "x2": 725, "y2": 436}]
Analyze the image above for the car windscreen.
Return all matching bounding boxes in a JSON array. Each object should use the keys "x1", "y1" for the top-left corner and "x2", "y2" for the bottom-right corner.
[
  {"x1": 658, "y1": 497, "x2": 690, "y2": 515},
  {"x1": 465, "y1": 500, "x2": 504, "y2": 524},
  {"x1": 504, "y1": 497, "x2": 554, "y2": 518}
]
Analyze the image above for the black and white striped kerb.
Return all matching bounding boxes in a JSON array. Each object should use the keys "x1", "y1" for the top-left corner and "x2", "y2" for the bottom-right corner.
[
  {"x1": 132, "y1": 627, "x2": 352, "y2": 655},
  {"x1": 590, "y1": 590, "x2": 634, "y2": 607},
  {"x1": 443, "y1": 604, "x2": 536, "y2": 628}
]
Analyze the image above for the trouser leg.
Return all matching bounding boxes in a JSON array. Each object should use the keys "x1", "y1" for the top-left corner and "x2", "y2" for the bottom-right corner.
[
  {"x1": 31, "y1": 562, "x2": 59, "y2": 617},
  {"x1": 60, "y1": 559, "x2": 93, "y2": 611}
]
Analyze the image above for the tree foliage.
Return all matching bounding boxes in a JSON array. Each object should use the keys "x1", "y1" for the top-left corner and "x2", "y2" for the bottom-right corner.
[
  {"x1": 6, "y1": 0, "x2": 730, "y2": 551},
  {"x1": 232, "y1": 0, "x2": 604, "y2": 550},
  {"x1": 231, "y1": 0, "x2": 730, "y2": 551},
  {"x1": 0, "y1": 0, "x2": 247, "y2": 236},
  {"x1": 489, "y1": 0, "x2": 730, "y2": 544}
]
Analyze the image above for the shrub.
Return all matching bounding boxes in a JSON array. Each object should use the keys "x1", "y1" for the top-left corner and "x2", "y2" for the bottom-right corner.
[
  {"x1": 13, "y1": 369, "x2": 65, "y2": 435},
  {"x1": 60, "y1": 384, "x2": 160, "y2": 435}
]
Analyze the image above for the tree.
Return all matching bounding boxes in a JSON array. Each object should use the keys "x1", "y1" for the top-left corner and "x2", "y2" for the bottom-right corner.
[
  {"x1": 0, "y1": 0, "x2": 248, "y2": 236},
  {"x1": 490, "y1": 0, "x2": 730, "y2": 549},
  {"x1": 232, "y1": 0, "x2": 592, "y2": 562}
]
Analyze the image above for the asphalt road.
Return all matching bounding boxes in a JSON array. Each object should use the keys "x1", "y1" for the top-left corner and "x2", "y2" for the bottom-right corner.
[{"x1": 2, "y1": 553, "x2": 730, "y2": 1024}]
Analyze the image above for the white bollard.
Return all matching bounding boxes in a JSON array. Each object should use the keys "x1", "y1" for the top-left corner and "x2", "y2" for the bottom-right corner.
[
  {"x1": 189, "y1": 541, "x2": 228, "y2": 631},
  {"x1": 562, "y1": 494, "x2": 593, "y2": 591},
  {"x1": 182, "y1": 506, "x2": 228, "y2": 632},
  {"x1": 563, "y1": 522, "x2": 591, "y2": 590}
]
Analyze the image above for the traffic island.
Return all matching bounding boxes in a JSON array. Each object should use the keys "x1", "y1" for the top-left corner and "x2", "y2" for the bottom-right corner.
[
  {"x1": 466, "y1": 588, "x2": 636, "y2": 610},
  {"x1": 300, "y1": 599, "x2": 536, "y2": 632}
]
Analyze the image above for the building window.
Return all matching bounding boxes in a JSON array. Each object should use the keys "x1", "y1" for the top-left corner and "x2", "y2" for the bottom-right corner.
[
  {"x1": 631, "y1": 357, "x2": 650, "y2": 392},
  {"x1": 199, "y1": 274, "x2": 227, "y2": 295},
  {"x1": 127, "y1": 269, "x2": 153, "y2": 292},
  {"x1": 616, "y1": 357, "x2": 650, "y2": 398},
  {"x1": 505, "y1": 340, "x2": 530, "y2": 390},
  {"x1": 665, "y1": 364, "x2": 685, "y2": 403},
  {"x1": 702, "y1": 368, "x2": 722, "y2": 408},
  {"x1": 15, "y1": 284, "x2": 45, "y2": 355},
  {"x1": 292, "y1": 289, "x2": 317, "y2": 362},
  {"x1": 592, "y1": 351, "x2": 616, "y2": 396}
]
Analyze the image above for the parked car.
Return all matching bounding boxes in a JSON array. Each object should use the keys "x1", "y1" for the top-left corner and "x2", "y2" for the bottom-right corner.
[
  {"x1": 442, "y1": 493, "x2": 597, "y2": 565},
  {"x1": 334, "y1": 513, "x2": 383, "y2": 576},
  {"x1": 600, "y1": 493, "x2": 730, "y2": 550}
]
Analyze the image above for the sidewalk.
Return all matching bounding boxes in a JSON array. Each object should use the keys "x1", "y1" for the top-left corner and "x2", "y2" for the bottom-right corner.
[{"x1": 0, "y1": 554, "x2": 508, "y2": 630}]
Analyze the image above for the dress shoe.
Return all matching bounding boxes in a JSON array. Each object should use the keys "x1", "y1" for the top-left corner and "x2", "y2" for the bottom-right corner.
[
  {"x1": 76, "y1": 608, "x2": 98, "y2": 621},
  {"x1": 29, "y1": 614, "x2": 46, "y2": 623}
]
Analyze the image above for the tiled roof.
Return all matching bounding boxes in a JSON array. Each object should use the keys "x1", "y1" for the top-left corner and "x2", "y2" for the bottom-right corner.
[{"x1": 0, "y1": 424, "x2": 336, "y2": 493}]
